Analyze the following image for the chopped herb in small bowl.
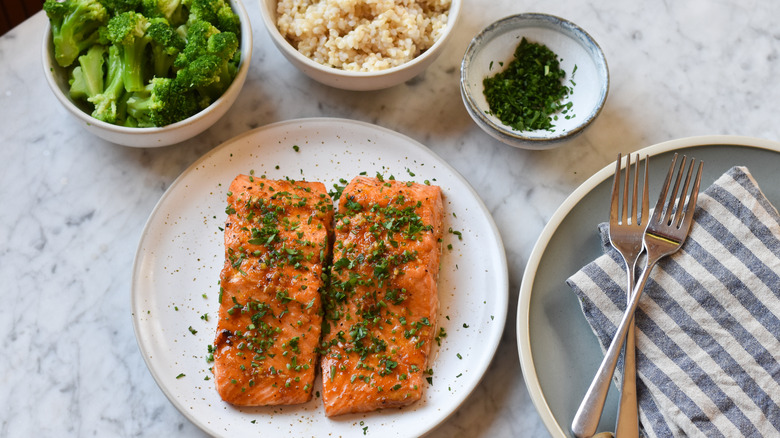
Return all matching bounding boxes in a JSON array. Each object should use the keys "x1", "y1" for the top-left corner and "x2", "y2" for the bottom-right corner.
[{"x1": 482, "y1": 37, "x2": 574, "y2": 132}]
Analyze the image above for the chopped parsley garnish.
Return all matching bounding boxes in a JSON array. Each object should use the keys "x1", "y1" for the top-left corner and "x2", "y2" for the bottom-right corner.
[{"x1": 482, "y1": 37, "x2": 574, "y2": 132}]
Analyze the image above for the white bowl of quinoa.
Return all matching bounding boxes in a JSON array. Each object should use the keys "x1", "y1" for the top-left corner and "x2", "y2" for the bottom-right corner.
[{"x1": 259, "y1": 0, "x2": 461, "y2": 90}]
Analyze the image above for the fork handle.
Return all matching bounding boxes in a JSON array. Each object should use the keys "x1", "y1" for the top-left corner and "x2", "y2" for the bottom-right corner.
[
  {"x1": 615, "y1": 269, "x2": 640, "y2": 438},
  {"x1": 571, "y1": 259, "x2": 658, "y2": 438},
  {"x1": 615, "y1": 316, "x2": 639, "y2": 437}
]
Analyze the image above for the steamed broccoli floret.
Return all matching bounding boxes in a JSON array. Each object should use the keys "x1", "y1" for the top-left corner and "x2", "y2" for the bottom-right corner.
[
  {"x1": 214, "y1": 2, "x2": 240, "y2": 35},
  {"x1": 89, "y1": 44, "x2": 126, "y2": 123},
  {"x1": 182, "y1": 0, "x2": 217, "y2": 24},
  {"x1": 141, "y1": 0, "x2": 185, "y2": 26},
  {"x1": 106, "y1": 11, "x2": 152, "y2": 92},
  {"x1": 176, "y1": 30, "x2": 238, "y2": 105},
  {"x1": 205, "y1": 30, "x2": 239, "y2": 84},
  {"x1": 69, "y1": 45, "x2": 107, "y2": 100},
  {"x1": 44, "y1": 0, "x2": 109, "y2": 67},
  {"x1": 125, "y1": 76, "x2": 199, "y2": 126},
  {"x1": 98, "y1": 0, "x2": 141, "y2": 14},
  {"x1": 146, "y1": 18, "x2": 185, "y2": 78},
  {"x1": 183, "y1": 0, "x2": 239, "y2": 35},
  {"x1": 173, "y1": 19, "x2": 219, "y2": 68}
]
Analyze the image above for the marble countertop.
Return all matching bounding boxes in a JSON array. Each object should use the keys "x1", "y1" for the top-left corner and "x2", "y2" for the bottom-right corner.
[{"x1": 2, "y1": 0, "x2": 779, "y2": 436}]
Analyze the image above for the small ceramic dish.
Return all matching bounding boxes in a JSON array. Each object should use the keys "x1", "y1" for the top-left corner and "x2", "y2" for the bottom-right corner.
[
  {"x1": 41, "y1": 0, "x2": 253, "y2": 148},
  {"x1": 258, "y1": 0, "x2": 461, "y2": 91},
  {"x1": 460, "y1": 13, "x2": 609, "y2": 150}
]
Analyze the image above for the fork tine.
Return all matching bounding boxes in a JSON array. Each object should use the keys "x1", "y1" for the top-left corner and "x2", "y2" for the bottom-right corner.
[
  {"x1": 676, "y1": 160, "x2": 703, "y2": 229},
  {"x1": 623, "y1": 154, "x2": 631, "y2": 224},
  {"x1": 641, "y1": 155, "x2": 649, "y2": 225},
  {"x1": 631, "y1": 154, "x2": 646, "y2": 226},
  {"x1": 611, "y1": 153, "x2": 622, "y2": 224},
  {"x1": 662, "y1": 155, "x2": 688, "y2": 225},
  {"x1": 651, "y1": 153, "x2": 678, "y2": 223},
  {"x1": 630, "y1": 154, "x2": 638, "y2": 225},
  {"x1": 672, "y1": 159, "x2": 695, "y2": 228}
]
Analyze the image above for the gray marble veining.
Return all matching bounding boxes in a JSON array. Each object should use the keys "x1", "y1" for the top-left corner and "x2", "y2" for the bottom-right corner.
[{"x1": 2, "y1": 0, "x2": 779, "y2": 436}]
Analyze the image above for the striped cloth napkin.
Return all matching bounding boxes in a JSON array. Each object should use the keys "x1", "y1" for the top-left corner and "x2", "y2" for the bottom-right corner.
[{"x1": 566, "y1": 166, "x2": 780, "y2": 438}]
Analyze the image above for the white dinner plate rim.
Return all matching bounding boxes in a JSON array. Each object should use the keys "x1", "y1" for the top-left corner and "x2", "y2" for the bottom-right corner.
[
  {"x1": 516, "y1": 134, "x2": 780, "y2": 437},
  {"x1": 131, "y1": 117, "x2": 509, "y2": 437}
]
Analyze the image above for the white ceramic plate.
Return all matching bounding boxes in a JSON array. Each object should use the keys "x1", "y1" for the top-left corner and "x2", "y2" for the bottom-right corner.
[
  {"x1": 516, "y1": 135, "x2": 780, "y2": 437},
  {"x1": 132, "y1": 118, "x2": 508, "y2": 437}
]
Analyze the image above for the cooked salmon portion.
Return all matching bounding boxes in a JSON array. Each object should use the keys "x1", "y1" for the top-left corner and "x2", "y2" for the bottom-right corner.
[
  {"x1": 320, "y1": 176, "x2": 444, "y2": 416},
  {"x1": 213, "y1": 175, "x2": 333, "y2": 406}
]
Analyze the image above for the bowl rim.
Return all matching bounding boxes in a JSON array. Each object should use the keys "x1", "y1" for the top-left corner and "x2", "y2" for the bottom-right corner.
[
  {"x1": 257, "y1": 0, "x2": 462, "y2": 78},
  {"x1": 41, "y1": 0, "x2": 254, "y2": 135},
  {"x1": 460, "y1": 12, "x2": 609, "y2": 145}
]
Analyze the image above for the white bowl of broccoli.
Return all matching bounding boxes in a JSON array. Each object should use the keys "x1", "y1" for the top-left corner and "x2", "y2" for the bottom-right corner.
[{"x1": 42, "y1": 0, "x2": 253, "y2": 147}]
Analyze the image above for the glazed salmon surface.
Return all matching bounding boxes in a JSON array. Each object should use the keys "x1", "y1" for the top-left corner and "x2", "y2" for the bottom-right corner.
[
  {"x1": 213, "y1": 175, "x2": 333, "y2": 406},
  {"x1": 320, "y1": 176, "x2": 444, "y2": 416}
]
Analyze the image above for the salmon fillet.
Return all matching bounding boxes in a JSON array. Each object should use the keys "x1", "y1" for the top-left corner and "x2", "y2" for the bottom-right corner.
[
  {"x1": 320, "y1": 176, "x2": 444, "y2": 416},
  {"x1": 213, "y1": 175, "x2": 333, "y2": 406}
]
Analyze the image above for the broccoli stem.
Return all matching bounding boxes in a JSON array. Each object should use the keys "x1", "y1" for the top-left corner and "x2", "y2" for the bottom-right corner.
[
  {"x1": 69, "y1": 45, "x2": 107, "y2": 101},
  {"x1": 89, "y1": 45, "x2": 126, "y2": 124},
  {"x1": 121, "y1": 40, "x2": 150, "y2": 92}
]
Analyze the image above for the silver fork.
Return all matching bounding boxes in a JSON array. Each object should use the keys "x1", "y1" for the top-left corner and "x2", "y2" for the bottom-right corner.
[
  {"x1": 570, "y1": 153, "x2": 648, "y2": 438},
  {"x1": 572, "y1": 154, "x2": 703, "y2": 438},
  {"x1": 611, "y1": 154, "x2": 648, "y2": 438}
]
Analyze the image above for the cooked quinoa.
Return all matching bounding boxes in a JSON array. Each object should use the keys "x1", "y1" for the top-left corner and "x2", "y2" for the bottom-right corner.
[{"x1": 276, "y1": 0, "x2": 451, "y2": 72}]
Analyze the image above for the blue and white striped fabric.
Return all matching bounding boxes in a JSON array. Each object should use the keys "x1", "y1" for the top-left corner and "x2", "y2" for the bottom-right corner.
[{"x1": 567, "y1": 166, "x2": 780, "y2": 438}]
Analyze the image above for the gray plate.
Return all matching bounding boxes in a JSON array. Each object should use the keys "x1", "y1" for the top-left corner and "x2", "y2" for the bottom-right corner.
[{"x1": 517, "y1": 136, "x2": 780, "y2": 437}]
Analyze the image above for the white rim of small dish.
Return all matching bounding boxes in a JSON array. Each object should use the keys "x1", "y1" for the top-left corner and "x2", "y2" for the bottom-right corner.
[
  {"x1": 516, "y1": 134, "x2": 780, "y2": 437},
  {"x1": 460, "y1": 13, "x2": 609, "y2": 146},
  {"x1": 258, "y1": 0, "x2": 462, "y2": 79},
  {"x1": 40, "y1": 0, "x2": 253, "y2": 140}
]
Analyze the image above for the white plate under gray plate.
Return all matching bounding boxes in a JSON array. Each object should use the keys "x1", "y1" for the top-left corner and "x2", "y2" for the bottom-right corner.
[
  {"x1": 131, "y1": 118, "x2": 508, "y2": 437},
  {"x1": 516, "y1": 135, "x2": 780, "y2": 436}
]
